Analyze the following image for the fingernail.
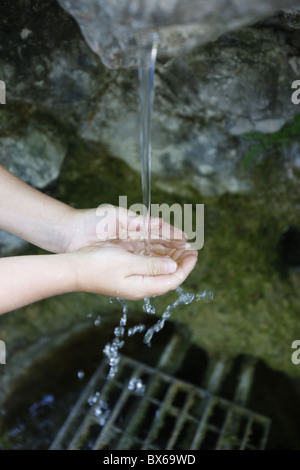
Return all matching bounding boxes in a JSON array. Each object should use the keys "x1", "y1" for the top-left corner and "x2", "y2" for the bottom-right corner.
[{"x1": 164, "y1": 259, "x2": 177, "y2": 274}]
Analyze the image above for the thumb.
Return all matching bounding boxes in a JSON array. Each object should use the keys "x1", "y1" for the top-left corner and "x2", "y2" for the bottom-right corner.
[{"x1": 130, "y1": 255, "x2": 178, "y2": 276}]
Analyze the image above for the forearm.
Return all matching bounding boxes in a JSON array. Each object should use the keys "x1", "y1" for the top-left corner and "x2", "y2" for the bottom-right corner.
[
  {"x1": 0, "y1": 165, "x2": 74, "y2": 253},
  {"x1": 0, "y1": 253, "x2": 76, "y2": 314}
]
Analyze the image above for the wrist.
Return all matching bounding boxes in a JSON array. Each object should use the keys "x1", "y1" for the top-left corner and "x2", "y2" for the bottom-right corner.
[
  {"x1": 56, "y1": 207, "x2": 81, "y2": 253},
  {"x1": 61, "y1": 208, "x2": 97, "y2": 253},
  {"x1": 58, "y1": 251, "x2": 81, "y2": 293}
]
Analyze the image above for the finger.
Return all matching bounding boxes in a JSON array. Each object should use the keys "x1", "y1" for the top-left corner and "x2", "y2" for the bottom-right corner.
[
  {"x1": 150, "y1": 218, "x2": 188, "y2": 241},
  {"x1": 116, "y1": 207, "x2": 147, "y2": 236},
  {"x1": 127, "y1": 215, "x2": 187, "y2": 241},
  {"x1": 127, "y1": 253, "x2": 178, "y2": 277},
  {"x1": 170, "y1": 248, "x2": 198, "y2": 262},
  {"x1": 127, "y1": 251, "x2": 198, "y2": 298},
  {"x1": 126, "y1": 216, "x2": 162, "y2": 238},
  {"x1": 149, "y1": 239, "x2": 191, "y2": 250},
  {"x1": 116, "y1": 238, "x2": 184, "y2": 256}
]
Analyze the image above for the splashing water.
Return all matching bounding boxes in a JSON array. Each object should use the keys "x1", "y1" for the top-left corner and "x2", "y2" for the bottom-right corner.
[
  {"x1": 143, "y1": 297, "x2": 156, "y2": 315},
  {"x1": 102, "y1": 287, "x2": 213, "y2": 381},
  {"x1": 142, "y1": 287, "x2": 195, "y2": 346},
  {"x1": 196, "y1": 290, "x2": 214, "y2": 302},
  {"x1": 128, "y1": 324, "x2": 146, "y2": 337},
  {"x1": 138, "y1": 31, "x2": 159, "y2": 256},
  {"x1": 103, "y1": 298, "x2": 128, "y2": 379},
  {"x1": 128, "y1": 378, "x2": 146, "y2": 396},
  {"x1": 87, "y1": 392, "x2": 111, "y2": 427}
]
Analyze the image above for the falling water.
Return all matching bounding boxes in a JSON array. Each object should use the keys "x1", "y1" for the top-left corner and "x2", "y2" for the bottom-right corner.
[
  {"x1": 138, "y1": 31, "x2": 159, "y2": 256},
  {"x1": 88, "y1": 32, "x2": 212, "y2": 394},
  {"x1": 103, "y1": 298, "x2": 128, "y2": 380}
]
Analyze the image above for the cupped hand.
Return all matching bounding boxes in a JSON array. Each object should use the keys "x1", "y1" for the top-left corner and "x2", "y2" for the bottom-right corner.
[
  {"x1": 63, "y1": 205, "x2": 187, "y2": 253},
  {"x1": 69, "y1": 239, "x2": 198, "y2": 300}
]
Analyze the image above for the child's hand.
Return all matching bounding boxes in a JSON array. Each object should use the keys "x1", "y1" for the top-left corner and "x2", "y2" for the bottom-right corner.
[
  {"x1": 68, "y1": 239, "x2": 198, "y2": 300},
  {"x1": 62, "y1": 206, "x2": 187, "y2": 253}
]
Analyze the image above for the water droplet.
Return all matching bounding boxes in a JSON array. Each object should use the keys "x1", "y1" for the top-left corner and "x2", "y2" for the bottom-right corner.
[
  {"x1": 114, "y1": 326, "x2": 125, "y2": 337},
  {"x1": 181, "y1": 292, "x2": 195, "y2": 305},
  {"x1": 143, "y1": 327, "x2": 154, "y2": 344},
  {"x1": 128, "y1": 324, "x2": 146, "y2": 336},
  {"x1": 128, "y1": 378, "x2": 146, "y2": 396},
  {"x1": 99, "y1": 409, "x2": 110, "y2": 426},
  {"x1": 94, "y1": 316, "x2": 101, "y2": 326},
  {"x1": 88, "y1": 391, "x2": 100, "y2": 406},
  {"x1": 77, "y1": 370, "x2": 85, "y2": 380},
  {"x1": 196, "y1": 290, "x2": 214, "y2": 302},
  {"x1": 143, "y1": 298, "x2": 156, "y2": 314}
]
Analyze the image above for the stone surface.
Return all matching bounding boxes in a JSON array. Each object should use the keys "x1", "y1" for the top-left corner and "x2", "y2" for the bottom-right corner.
[
  {"x1": 0, "y1": 127, "x2": 66, "y2": 189},
  {"x1": 58, "y1": 0, "x2": 299, "y2": 68},
  {"x1": 1, "y1": 0, "x2": 300, "y2": 199},
  {"x1": 79, "y1": 26, "x2": 300, "y2": 196}
]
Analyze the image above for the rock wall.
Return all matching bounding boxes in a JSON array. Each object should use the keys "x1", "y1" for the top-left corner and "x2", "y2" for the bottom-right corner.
[{"x1": 1, "y1": 1, "x2": 300, "y2": 205}]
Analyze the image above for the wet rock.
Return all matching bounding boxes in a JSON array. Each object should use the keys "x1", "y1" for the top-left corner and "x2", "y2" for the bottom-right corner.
[
  {"x1": 0, "y1": 127, "x2": 66, "y2": 189},
  {"x1": 80, "y1": 26, "x2": 300, "y2": 196},
  {"x1": 281, "y1": 7, "x2": 300, "y2": 30},
  {"x1": 58, "y1": 0, "x2": 299, "y2": 68},
  {"x1": 1, "y1": 0, "x2": 300, "y2": 200}
]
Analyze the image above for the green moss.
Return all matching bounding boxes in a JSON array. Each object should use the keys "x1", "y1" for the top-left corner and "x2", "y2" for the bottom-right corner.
[
  {"x1": 242, "y1": 113, "x2": 300, "y2": 167},
  {"x1": 166, "y1": 152, "x2": 300, "y2": 377}
]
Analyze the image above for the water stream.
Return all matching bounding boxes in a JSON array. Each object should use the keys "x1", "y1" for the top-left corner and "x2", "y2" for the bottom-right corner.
[
  {"x1": 138, "y1": 31, "x2": 159, "y2": 255},
  {"x1": 94, "y1": 31, "x2": 213, "y2": 389}
]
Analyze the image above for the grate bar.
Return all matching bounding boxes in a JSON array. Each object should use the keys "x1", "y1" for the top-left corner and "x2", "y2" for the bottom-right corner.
[
  {"x1": 51, "y1": 351, "x2": 271, "y2": 451},
  {"x1": 165, "y1": 391, "x2": 195, "y2": 449},
  {"x1": 189, "y1": 394, "x2": 214, "y2": 450},
  {"x1": 260, "y1": 418, "x2": 272, "y2": 450},
  {"x1": 234, "y1": 358, "x2": 257, "y2": 406},
  {"x1": 115, "y1": 334, "x2": 185, "y2": 450},
  {"x1": 93, "y1": 365, "x2": 144, "y2": 450},
  {"x1": 204, "y1": 358, "x2": 231, "y2": 394},
  {"x1": 49, "y1": 359, "x2": 107, "y2": 450},
  {"x1": 240, "y1": 415, "x2": 253, "y2": 450},
  {"x1": 116, "y1": 373, "x2": 164, "y2": 450},
  {"x1": 68, "y1": 366, "x2": 120, "y2": 449},
  {"x1": 141, "y1": 381, "x2": 178, "y2": 449},
  {"x1": 216, "y1": 407, "x2": 238, "y2": 450}
]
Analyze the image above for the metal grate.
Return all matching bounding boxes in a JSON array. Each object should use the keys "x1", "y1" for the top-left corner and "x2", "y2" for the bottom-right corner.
[{"x1": 50, "y1": 351, "x2": 271, "y2": 451}]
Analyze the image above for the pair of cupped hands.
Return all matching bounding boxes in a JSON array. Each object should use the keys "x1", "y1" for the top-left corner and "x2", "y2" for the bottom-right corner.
[{"x1": 64, "y1": 205, "x2": 198, "y2": 300}]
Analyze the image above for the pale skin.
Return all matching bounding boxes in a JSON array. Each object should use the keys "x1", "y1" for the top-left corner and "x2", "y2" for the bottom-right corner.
[{"x1": 0, "y1": 165, "x2": 198, "y2": 314}]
